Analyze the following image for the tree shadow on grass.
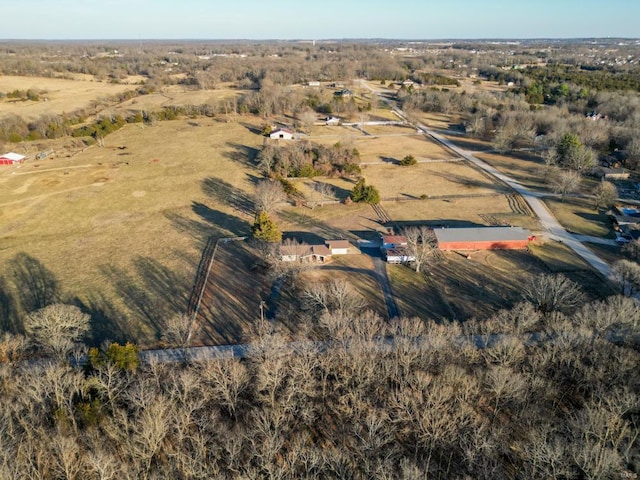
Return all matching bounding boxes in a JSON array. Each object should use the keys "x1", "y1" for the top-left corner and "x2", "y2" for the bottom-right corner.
[
  {"x1": 7, "y1": 253, "x2": 59, "y2": 313},
  {"x1": 201, "y1": 177, "x2": 254, "y2": 216},
  {"x1": 0, "y1": 276, "x2": 20, "y2": 333},
  {"x1": 278, "y1": 210, "x2": 347, "y2": 241},
  {"x1": 72, "y1": 293, "x2": 130, "y2": 346},
  {"x1": 98, "y1": 256, "x2": 192, "y2": 345},
  {"x1": 165, "y1": 202, "x2": 251, "y2": 244},
  {"x1": 223, "y1": 142, "x2": 260, "y2": 169}
]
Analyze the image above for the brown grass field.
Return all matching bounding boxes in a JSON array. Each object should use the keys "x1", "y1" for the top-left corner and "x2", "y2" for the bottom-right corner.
[
  {"x1": 0, "y1": 75, "x2": 137, "y2": 120},
  {"x1": 353, "y1": 134, "x2": 453, "y2": 163},
  {"x1": 381, "y1": 196, "x2": 540, "y2": 231},
  {"x1": 111, "y1": 85, "x2": 247, "y2": 116},
  {"x1": 361, "y1": 160, "x2": 503, "y2": 199},
  {"x1": 390, "y1": 249, "x2": 546, "y2": 321},
  {"x1": 0, "y1": 88, "x2": 612, "y2": 348},
  {"x1": 0, "y1": 116, "x2": 265, "y2": 346},
  {"x1": 362, "y1": 124, "x2": 418, "y2": 136},
  {"x1": 543, "y1": 197, "x2": 613, "y2": 238},
  {"x1": 194, "y1": 239, "x2": 270, "y2": 346}
]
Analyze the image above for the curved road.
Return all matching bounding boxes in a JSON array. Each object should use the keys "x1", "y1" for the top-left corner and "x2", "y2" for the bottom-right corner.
[
  {"x1": 423, "y1": 128, "x2": 614, "y2": 280},
  {"x1": 359, "y1": 79, "x2": 614, "y2": 281}
]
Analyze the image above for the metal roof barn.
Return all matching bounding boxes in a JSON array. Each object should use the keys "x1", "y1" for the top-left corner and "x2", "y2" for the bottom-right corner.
[{"x1": 434, "y1": 227, "x2": 533, "y2": 251}]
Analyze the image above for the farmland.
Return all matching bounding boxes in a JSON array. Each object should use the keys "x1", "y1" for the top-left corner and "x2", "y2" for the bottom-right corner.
[
  {"x1": 0, "y1": 64, "x2": 621, "y2": 349},
  {"x1": 0, "y1": 75, "x2": 137, "y2": 120}
]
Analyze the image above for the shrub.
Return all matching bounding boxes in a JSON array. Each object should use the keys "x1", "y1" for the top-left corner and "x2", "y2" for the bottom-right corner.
[{"x1": 400, "y1": 154, "x2": 417, "y2": 166}]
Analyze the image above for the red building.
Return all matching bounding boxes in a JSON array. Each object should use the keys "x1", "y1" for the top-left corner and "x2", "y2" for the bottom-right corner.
[
  {"x1": 434, "y1": 226, "x2": 533, "y2": 251},
  {"x1": 0, "y1": 152, "x2": 25, "y2": 165}
]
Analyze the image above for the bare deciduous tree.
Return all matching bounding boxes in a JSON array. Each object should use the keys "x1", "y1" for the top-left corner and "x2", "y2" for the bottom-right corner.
[
  {"x1": 402, "y1": 226, "x2": 438, "y2": 273},
  {"x1": 303, "y1": 278, "x2": 367, "y2": 317},
  {"x1": 593, "y1": 180, "x2": 618, "y2": 210},
  {"x1": 254, "y1": 179, "x2": 287, "y2": 213},
  {"x1": 162, "y1": 313, "x2": 196, "y2": 350},
  {"x1": 612, "y1": 259, "x2": 640, "y2": 296},
  {"x1": 24, "y1": 304, "x2": 90, "y2": 358},
  {"x1": 550, "y1": 169, "x2": 582, "y2": 201},
  {"x1": 521, "y1": 273, "x2": 584, "y2": 315}
]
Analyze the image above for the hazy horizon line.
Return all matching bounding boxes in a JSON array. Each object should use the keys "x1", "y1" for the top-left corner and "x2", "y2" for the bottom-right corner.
[{"x1": 1, "y1": 37, "x2": 639, "y2": 43}]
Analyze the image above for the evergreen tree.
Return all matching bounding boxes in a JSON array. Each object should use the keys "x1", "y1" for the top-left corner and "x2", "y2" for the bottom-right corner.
[
  {"x1": 252, "y1": 210, "x2": 282, "y2": 243},
  {"x1": 349, "y1": 179, "x2": 381, "y2": 204}
]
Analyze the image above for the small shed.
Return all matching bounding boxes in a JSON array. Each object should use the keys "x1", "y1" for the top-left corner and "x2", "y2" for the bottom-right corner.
[
  {"x1": 0, "y1": 152, "x2": 25, "y2": 165},
  {"x1": 434, "y1": 226, "x2": 533, "y2": 251},
  {"x1": 269, "y1": 128, "x2": 295, "y2": 140},
  {"x1": 325, "y1": 240, "x2": 350, "y2": 255}
]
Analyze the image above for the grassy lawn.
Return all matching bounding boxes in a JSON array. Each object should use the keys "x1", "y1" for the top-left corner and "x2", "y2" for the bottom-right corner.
[
  {"x1": 389, "y1": 249, "x2": 546, "y2": 323},
  {"x1": 0, "y1": 117, "x2": 265, "y2": 346},
  {"x1": 0, "y1": 75, "x2": 137, "y2": 120},
  {"x1": 543, "y1": 197, "x2": 613, "y2": 238},
  {"x1": 362, "y1": 160, "x2": 505, "y2": 199},
  {"x1": 529, "y1": 241, "x2": 593, "y2": 272},
  {"x1": 475, "y1": 151, "x2": 550, "y2": 192},
  {"x1": 195, "y1": 239, "x2": 270, "y2": 346},
  {"x1": 363, "y1": 124, "x2": 417, "y2": 136},
  {"x1": 381, "y1": 195, "x2": 540, "y2": 231},
  {"x1": 528, "y1": 240, "x2": 614, "y2": 298}
]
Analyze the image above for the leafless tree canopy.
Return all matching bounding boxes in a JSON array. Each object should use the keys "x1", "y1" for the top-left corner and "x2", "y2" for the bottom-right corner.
[
  {"x1": 0, "y1": 293, "x2": 638, "y2": 478},
  {"x1": 24, "y1": 304, "x2": 90, "y2": 358},
  {"x1": 521, "y1": 273, "x2": 585, "y2": 315},
  {"x1": 402, "y1": 226, "x2": 438, "y2": 273},
  {"x1": 254, "y1": 179, "x2": 287, "y2": 213}
]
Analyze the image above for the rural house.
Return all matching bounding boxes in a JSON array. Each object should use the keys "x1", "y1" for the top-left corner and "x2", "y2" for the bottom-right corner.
[
  {"x1": 380, "y1": 233, "x2": 415, "y2": 263},
  {"x1": 434, "y1": 226, "x2": 533, "y2": 251},
  {"x1": 280, "y1": 239, "x2": 350, "y2": 262},
  {"x1": 0, "y1": 152, "x2": 25, "y2": 165},
  {"x1": 325, "y1": 239, "x2": 350, "y2": 255},
  {"x1": 269, "y1": 128, "x2": 295, "y2": 140}
]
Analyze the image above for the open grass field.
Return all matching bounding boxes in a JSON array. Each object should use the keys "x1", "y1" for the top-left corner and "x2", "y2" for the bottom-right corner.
[
  {"x1": 389, "y1": 249, "x2": 546, "y2": 322},
  {"x1": 0, "y1": 75, "x2": 137, "y2": 120},
  {"x1": 381, "y1": 195, "x2": 540, "y2": 230},
  {"x1": 0, "y1": 116, "x2": 266, "y2": 346},
  {"x1": 528, "y1": 241, "x2": 617, "y2": 298},
  {"x1": 362, "y1": 123, "x2": 418, "y2": 136},
  {"x1": 306, "y1": 125, "x2": 363, "y2": 138},
  {"x1": 356, "y1": 134, "x2": 453, "y2": 163},
  {"x1": 543, "y1": 197, "x2": 613, "y2": 238},
  {"x1": 111, "y1": 86, "x2": 248, "y2": 116},
  {"x1": 361, "y1": 160, "x2": 504, "y2": 199},
  {"x1": 475, "y1": 151, "x2": 550, "y2": 191},
  {"x1": 194, "y1": 239, "x2": 270, "y2": 346}
]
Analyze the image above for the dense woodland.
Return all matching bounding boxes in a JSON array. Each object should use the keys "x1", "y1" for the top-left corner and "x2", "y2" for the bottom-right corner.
[
  {"x1": 0, "y1": 284, "x2": 638, "y2": 479},
  {"x1": 1, "y1": 40, "x2": 640, "y2": 478}
]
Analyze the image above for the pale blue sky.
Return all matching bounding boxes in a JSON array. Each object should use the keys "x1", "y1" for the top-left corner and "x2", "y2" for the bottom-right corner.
[{"x1": 1, "y1": 0, "x2": 638, "y2": 39}]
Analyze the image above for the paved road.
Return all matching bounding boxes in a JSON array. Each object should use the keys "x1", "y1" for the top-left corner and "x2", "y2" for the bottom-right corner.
[
  {"x1": 372, "y1": 256, "x2": 401, "y2": 320},
  {"x1": 357, "y1": 79, "x2": 615, "y2": 281},
  {"x1": 423, "y1": 128, "x2": 614, "y2": 280}
]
